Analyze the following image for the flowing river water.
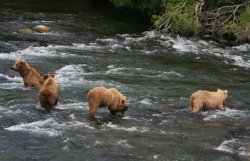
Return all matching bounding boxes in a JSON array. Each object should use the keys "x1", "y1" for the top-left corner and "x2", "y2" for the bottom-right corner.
[{"x1": 0, "y1": 1, "x2": 250, "y2": 160}]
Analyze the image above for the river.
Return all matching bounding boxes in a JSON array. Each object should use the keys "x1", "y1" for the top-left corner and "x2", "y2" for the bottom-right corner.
[{"x1": 0, "y1": 0, "x2": 250, "y2": 160}]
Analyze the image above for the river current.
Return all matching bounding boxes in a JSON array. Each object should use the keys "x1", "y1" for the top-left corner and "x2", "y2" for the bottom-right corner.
[{"x1": 0, "y1": 1, "x2": 250, "y2": 161}]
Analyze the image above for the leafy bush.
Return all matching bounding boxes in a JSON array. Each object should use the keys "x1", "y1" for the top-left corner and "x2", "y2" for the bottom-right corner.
[{"x1": 110, "y1": 0, "x2": 250, "y2": 44}]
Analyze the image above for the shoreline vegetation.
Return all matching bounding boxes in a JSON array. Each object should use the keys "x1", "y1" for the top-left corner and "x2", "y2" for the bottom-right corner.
[{"x1": 110, "y1": 0, "x2": 250, "y2": 46}]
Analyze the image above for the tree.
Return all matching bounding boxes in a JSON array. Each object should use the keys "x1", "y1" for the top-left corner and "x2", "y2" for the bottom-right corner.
[{"x1": 110, "y1": 0, "x2": 250, "y2": 44}]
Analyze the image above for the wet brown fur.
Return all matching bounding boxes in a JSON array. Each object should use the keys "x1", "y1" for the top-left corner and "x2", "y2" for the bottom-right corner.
[
  {"x1": 39, "y1": 74, "x2": 58, "y2": 111},
  {"x1": 87, "y1": 86, "x2": 128, "y2": 118},
  {"x1": 11, "y1": 59, "x2": 43, "y2": 89}
]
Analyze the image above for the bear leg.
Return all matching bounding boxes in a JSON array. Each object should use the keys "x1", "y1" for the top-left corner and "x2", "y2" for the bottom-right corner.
[
  {"x1": 89, "y1": 108, "x2": 97, "y2": 118},
  {"x1": 109, "y1": 110, "x2": 116, "y2": 115},
  {"x1": 218, "y1": 104, "x2": 225, "y2": 111},
  {"x1": 89, "y1": 102, "x2": 98, "y2": 118},
  {"x1": 191, "y1": 99, "x2": 203, "y2": 113},
  {"x1": 192, "y1": 105, "x2": 201, "y2": 113},
  {"x1": 55, "y1": 97, "x2": 58, "y2": 106}
]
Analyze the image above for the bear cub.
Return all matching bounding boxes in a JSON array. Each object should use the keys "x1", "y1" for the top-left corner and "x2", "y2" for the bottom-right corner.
[
  {"x1": 39, "y1": 74, "x2": 58, "y2": 111},
  {"x1": 11, "y1": 59, "x2": 43, "y2": 89},
  {"x1": 190, "y1": 89, "x2": 228, "y2": 113},
  {"x1": 87, "y1": 86, "x2": 128, "y2": 118}
]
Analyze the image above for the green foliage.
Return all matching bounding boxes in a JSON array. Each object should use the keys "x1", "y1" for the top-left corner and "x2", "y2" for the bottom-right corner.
[
  {"x1": 220, "y1": 22, "x2": 238, "y2": 34},
  {"x1": 238, "y1": 6, "x2": 250, "y2": 27},
  {"x1": 219, "y1": 21, "x2": 238, "y2": 40},
  {"x1": 236, "y1": 7, "x2": 250, "y2": 42},
  {"x1": 110, "y1": 0, "x2": 250, "y2": 44},
  {"x1": 155, "y1": 1, "x2": 201, "y2": 36}
]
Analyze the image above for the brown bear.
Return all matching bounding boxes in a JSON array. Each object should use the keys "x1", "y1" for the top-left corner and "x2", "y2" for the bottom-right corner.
[
  {"x1": 39, "y1": 74, "x2": 58, "y2": 111},
  {"x1": 87, "y1": 86, "x2": 128, "y2": 118},
  {"x1": 33, "y1": 25, "x2": 51, "y2": 33},
  {"x1": 190, "y1": 89, "x2": 228, "y2": 113},
  {"x1": 11, "y1": 59, "x2": 43, "y2": 89}
]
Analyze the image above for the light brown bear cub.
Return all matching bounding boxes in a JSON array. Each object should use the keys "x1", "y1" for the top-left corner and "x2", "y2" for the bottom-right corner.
[
  {"x1": 39, "y1": 74, "x2": 58, "y2": 111},
  {"x1": 190, "y1": 89, "x2": 228, "y2": 113},
  {"x1": 11, "y1": 59, "x2": 43, "y2": 89},
  {"x1": 87, "y1": 86, "x2": 128, "y2": 118}
]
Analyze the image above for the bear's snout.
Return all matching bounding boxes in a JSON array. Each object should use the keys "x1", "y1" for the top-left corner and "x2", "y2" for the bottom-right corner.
[{"x1": 121, "y1": 106, "x2": 128, "y2": 113}]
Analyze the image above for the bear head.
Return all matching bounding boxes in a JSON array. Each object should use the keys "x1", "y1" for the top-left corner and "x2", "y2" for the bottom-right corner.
[
  {"x1": 118, "y1": 97, "x2": 128, "y2": 114},
  {"x1": 217, "y1": 89, "x2": 228, "y2": 100},
  {"x1": 40, "y1": 74, "x2": 54, "y2": 84},
  {"x1": 11, "y1": 59, "x2": 30, "y2": 72}
]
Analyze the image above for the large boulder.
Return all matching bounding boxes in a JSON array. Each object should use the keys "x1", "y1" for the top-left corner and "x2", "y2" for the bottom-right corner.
[{"x1": 33, "y1": 25, "x2": 52, "y2": 33}]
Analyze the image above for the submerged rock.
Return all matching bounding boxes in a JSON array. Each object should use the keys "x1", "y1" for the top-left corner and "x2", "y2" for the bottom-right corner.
[{"x1": 18, "y1": 28, "x2": 33, "y2": 34}]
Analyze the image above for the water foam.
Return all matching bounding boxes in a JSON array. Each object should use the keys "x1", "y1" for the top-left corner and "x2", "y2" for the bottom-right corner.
[
  {"x1": 115, "y1": 140, "x2": 133, "y2": 148},
  {"x1": 72, "y1": 43, "x2": 103, "y2": 51},
  {"x1": 215, "y1": 139, "x2": 250, "y2": 156},
  {"x1": 171, "y1": 36, "x2": 199, "y2": 53},
  {"x1": 0, "y1": 73, "x2": 22, "y2": 82},
  {"x1": 203, "y1": 108, "x2": 248, "y2": 121},
  {"x1": 215, "y1": 139, "x2": 236, "y2": 153},
  {"x1": 5, "y1": 118, "x2": 61, "y2": 136},
  {"x1": 55, "y1": 64, "x2": 86, "y2": 87},
  {"x1": 223, "y1": 53, "x2": 250, "y2": 68},
  {"x1": 106, "y1": 65, "x2": 183, "y2": 79},
  {"x1": 5, "y1": 118, "x2": 95, "y2": 136},
  {"x1": 0, "y1": 82, "x2": 26, "y2": 90},
  {"x1": 233, "y1": 44, "x2": 250, "y2": 51},
  {"x1": 140, "y1": 99, "x2": 152, "y2": 105},
  {"x1": 1, "y1": 30, "x2": 250, "y2": 69},
  {"x1": 57, "y1": 101, "x2": 88, "y2": 110},
  {"x1": 0, "y1": 45, "x2": 84, "y2": 61},
  {"x1": 104, "y1": 122, "x2": 137, "y2": 132},
  {"x1": 0, "y1": 73, "x2": 24, "y2": 89}
]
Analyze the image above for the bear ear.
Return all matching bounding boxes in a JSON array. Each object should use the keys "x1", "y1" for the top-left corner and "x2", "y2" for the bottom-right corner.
[
  {"x1": 44, "y1": 74, "x2": 49, "y2": 80},
  {"x1": 121, "y1": 99, "x2": 125, "y2": 104},
  {"x1": 51, "y1": 74, "x2": 54, "y2": 78},
  {"x1": 224, "y1": 90, "x2": 228, "y2": 94},
  {"x1": 20, "y1": 60, "x2": 26, "y2": 64}
]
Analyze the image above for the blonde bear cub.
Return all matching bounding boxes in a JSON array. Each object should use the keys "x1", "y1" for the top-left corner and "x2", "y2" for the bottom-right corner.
[{"x1": 190, "y1": 89, "x2": 228, "y2": 113}]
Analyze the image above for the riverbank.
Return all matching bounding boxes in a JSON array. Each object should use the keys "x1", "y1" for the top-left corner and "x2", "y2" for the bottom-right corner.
[{"x1": 110, "y1": 0, "x2": 250, "y2": 46}]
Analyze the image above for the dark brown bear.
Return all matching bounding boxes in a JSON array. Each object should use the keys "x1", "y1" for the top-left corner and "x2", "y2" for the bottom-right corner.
[{"x1": 39, "y1": 74, "x2": 58, "y2": 111}]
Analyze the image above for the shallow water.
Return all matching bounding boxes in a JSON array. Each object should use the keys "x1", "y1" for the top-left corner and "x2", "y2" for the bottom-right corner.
[{"x1": 0, "y1": 1, "x2": 250, "y2": 161}]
